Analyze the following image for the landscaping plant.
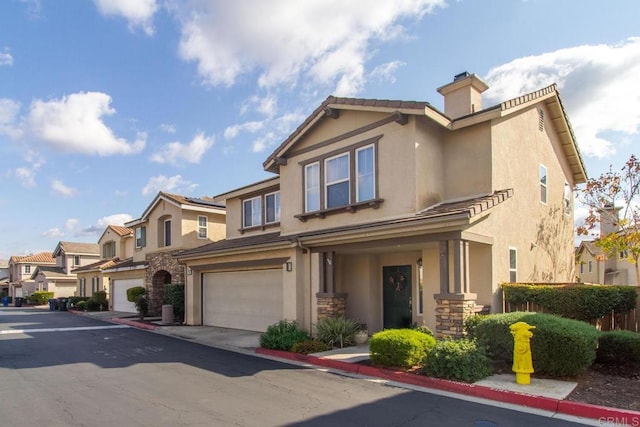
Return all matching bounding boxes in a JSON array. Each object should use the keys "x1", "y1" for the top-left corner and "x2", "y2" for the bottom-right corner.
[
  {"x1": 596, "y1": 330, "x2": 640, "y2": 367},
  {"x1": 260, "y1": 320, "x2": 310, "y2": 351},
  {"x1": 422, "y1": 338, "x2": 494, "y2": 383},
  {"x1": 369, "y1": 328, "x2": 436, "y2": 368},
  {"x1": 291, "y1": 339, "x2": 332, "y2": 354},
  {"x1": 315, "y1": 316, "x2": 360, "y2": 348}
]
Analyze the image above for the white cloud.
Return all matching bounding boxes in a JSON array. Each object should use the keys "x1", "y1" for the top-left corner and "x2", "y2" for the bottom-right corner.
[
  {"x1": 142, "y1": 174, "x2": 198, "y2": 196},
  {"x1": 0, "y1": 98, "x2": 23, "y2": 138},
  {"x1": 28, "y1": 92, "x2": 146, "y2": 156},
  {"x1": 42, "y1": 228, "x2": 64, "y2": 238},
  {"x1": 150, "y1": 132, "x2": 214, "y2": 164},
  {"x1": 65, "y1": 218, "x2": 79, "y2": 231},
  {"x1": 484, "y1": 37, "x2": 640, "y2": 160},
  {"x1": 224, "y1": 120, "x2": 264, "y2": 140},
  {"x1": 13, "y1": 167, "x2": 37, "y2": 187},
  {"x1": 51, "y1": 179, "x2": 78, "y2": 198},
  {"x1": 160, "y1": 123, "x2": 176, "y2": 133},
  {"x1": 370, "y1": 61, "x2": 405, "y2": 84},
  {"x1": 175, "y1": 0, "x2": 444, "y2": 94},
  {"x1": 0, "y1": 51, "x2": 13, "y2": 66},
  {"x1": 93, "y1": 0, "x2": 158, "y2": 36},
  {"x1": 95, "y1": 213, "x2": 133, "y2": 228}
]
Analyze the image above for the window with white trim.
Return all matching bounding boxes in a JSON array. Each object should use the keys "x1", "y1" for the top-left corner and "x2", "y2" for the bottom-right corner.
[
  {"x1": 539, "y1": 164, "x2": 547, "y2": 204},
  {"x1": 509, "y1": 248, "x2": 517, "y2": 282},
  {"x1": 564, "y1": 182, "x2": 571, "y2": 215},
  {"x1": 24, "y1": 265, "x2": 31, "y2": 274},
  {"x1": 73, "y1": 256, "x2": 81, "y2": 267},
  {"x1": 163, "y1": 219, "x2": 172, "y2": 247},
  {"x1": 92, "y1": 276, "x2": 100, "y2": 293},
  {"x1": 580, "y1": 263, "x2": 584, "y2": 274},
  {"x1": 416, "y1": 259, "x2": 424, "y2": 316},
  {"x1": 265, "y1": 191, "x2": 281, "y2": 224},
  {"x1": 135, "y1": 226, "x2": 146, "y2": 248},
  {"x1": 243, "y1": 196, "x2": 262, "y2": 228},
  {"x1": 79, "y1": 278, "x2": 86, "y2": 297},
  {"x1": 103, "y1": 241, "x2": 116, "y2": 258},
  {"x1": 302, "y1": 141, "x2": 378, "y2": 214},
  {"x1": 197, "y1": 216, "x2": 208, "y2": 239},
  {"x1": 588, "y1": 260, "x2": 593, "y2": 273}
]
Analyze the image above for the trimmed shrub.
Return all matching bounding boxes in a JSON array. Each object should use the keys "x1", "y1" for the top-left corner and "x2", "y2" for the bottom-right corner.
[
  {"x1": 411, "y1": 324, "x2": 435, "y2": 337},
  {"x1": 126, "y1": 286, "x2": 146, "y2": 303},
  {"x1": 369, "y1": 329, "x2": 436, "y2": 368},
  {"x1": 502, "y1": 283, "x2": 637, "y2": 321},
  {"x1": 69, "y1": 296, "x2": 90, "y2": 308},
  {"x1": 27, "y1": 291, "x2": 54, "y2": 305},
  {"x1": 135, "y1": 296, "x2": 149, "y2": 319},
  {"x1": 464, "y1": 314, "x2": 489, "y2": 338},
  {"x1": 596, "y1": 330, "x2": 640, "y2": 367},
  {"x1": 291, "y1": 339, "x2": 332, "y2": 354},
  {"x1": 474, "y1": 312, "x2": 600, "y2": 377},
  {"x1": 315, "y1": 317, "x2": 360, "y2": 348},
  {"x1": 76, "y1": 300, "x2": 87, "y2": 311},
  {"x1": 422, "y1": 339, "x2": 494, "y2": 383},
  {"x1": 163, "y1": 283, "x2": 185, "y2": 321},
  {"x1": 260, "y1": 320, "x2": 310, "y2": 351},
  {"x1": 86, "y1": 298, "x2": 101, "y2": 311}
]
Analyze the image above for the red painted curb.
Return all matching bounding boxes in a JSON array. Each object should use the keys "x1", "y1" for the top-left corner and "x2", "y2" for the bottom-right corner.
[
  {"x1": 111, "y1": 317, "x2": 157, "y2": 330},
  {"x1": 255, "y1": 348, "x2": 640, "y2": 422}
]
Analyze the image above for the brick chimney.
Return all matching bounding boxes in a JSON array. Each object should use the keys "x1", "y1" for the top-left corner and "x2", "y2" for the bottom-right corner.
[{"x1": 437, "y1": 72, "x2": 489, "y2": 119}]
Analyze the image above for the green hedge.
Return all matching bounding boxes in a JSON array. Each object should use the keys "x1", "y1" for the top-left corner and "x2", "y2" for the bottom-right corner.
[
  {"x1": 163, "y1": 283, "x2": 184, "y2": 321},
  {"x1": 502, "y1": 284, "x2": 637, "y2": 321},
  {"x1": 27, "y1": 291, "x2": 54, "y2": 305},
  {"x1": 596, "y1": 330, "x2": 640, "y2": 367},
  {"x1": 69, "y1": 296, "x2": 90, "y2": 308},
  {"x1": 474, "y1": 312, "x2": 600, "y2": 377},
  {"x1": 370, "y1": 329, "x2": 436, "y2": 368},
  {"x1": 260, "y1": 320, "x2": 310, "y2": 351},
  {"x1": 126, "y1": 286, "x2": 146, "y2": 302},
  {"x1": 422, "y1": 339, "x2": 494, "y2": 383}
]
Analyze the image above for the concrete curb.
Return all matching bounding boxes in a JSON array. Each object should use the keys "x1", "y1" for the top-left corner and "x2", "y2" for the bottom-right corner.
[
  {"x1": 110, "y1": 317, "x2": 157, "y2": 330},
  {"x1": 256, "y1": 348, "x2": 640, "y2": 423}
]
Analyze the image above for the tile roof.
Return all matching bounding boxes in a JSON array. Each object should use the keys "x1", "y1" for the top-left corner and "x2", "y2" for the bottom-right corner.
[
  {"x1": 417, "y1": 189, "x2": 514, "y2": 219},
  {"x1": 177, "y1": 232, "x2": 293, "y2": 258},
  {"x1": 102, "y1": 258, "x2": 148, "y2": 271},
  {"x1": 71, "y1": 258, "x2": 122, "y2": 273},
  {"x1": 9, "y1": 252, "x2": 55, "y2": 264},
  {"x1": 161, "y1": 192, "x2": 226, "y2": 209},
  {"x1": 34, "y1": 266, "x2": 71, "y2": 279},
  {"x1": 108, "y1": 225, "x2": 133, "y2": 237},
  {"x1": 56, "y1": 242, "x2": 100, "y2": 255}
]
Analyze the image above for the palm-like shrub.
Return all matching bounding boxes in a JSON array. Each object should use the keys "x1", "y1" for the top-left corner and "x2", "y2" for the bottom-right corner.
[{"x1": 315, "y1": 317, "x2": 361, "y2": 348}]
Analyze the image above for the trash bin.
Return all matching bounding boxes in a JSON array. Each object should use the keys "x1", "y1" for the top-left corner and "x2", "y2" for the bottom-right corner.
[
  {"x1": 1, "y1": 296, "x2": 8, "y2": 307},
  {"x1": 14, "y1": 297, "x2": 23, "y2": 307},
  {"x1": 48, "y1": 299, "x2": 56, "y2": 311},
  {"x1": 57, "y1": 297, "x2": 68, "y2": 312}
]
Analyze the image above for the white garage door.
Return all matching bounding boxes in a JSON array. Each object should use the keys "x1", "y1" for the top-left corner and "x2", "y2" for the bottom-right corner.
[
  {"x1": 203, "y1": 269, "x2": 283, "y2": 332},
  {"x1": 113, "y1": 279, "x2": 143, "y2": 313}
]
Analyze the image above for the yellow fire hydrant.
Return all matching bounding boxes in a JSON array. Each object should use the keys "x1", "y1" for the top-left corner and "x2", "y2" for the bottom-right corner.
[{"x1": 510, "y1": 321, "x2": 535, "y2": 385}]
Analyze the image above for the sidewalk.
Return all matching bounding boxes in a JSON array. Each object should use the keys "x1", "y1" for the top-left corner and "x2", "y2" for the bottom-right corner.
[{"x1": 76, "y1": 309, "x2": 640, "y2": 426}]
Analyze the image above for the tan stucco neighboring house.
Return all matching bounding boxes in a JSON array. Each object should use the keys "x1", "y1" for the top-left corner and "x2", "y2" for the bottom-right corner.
[
  {"x1": 0, "y1": 259, "x2": 8, "y2": 296},
  {"x1": 32, "y1": 241, "x2": 100, "y2": 298},
  {"x1": 103, "y1": 192, "x2": 226, "y2": 314},
  {"x1": 8, "y1": 252, "x2": 56, "y2": 298},
  {"x1": 72, "y1": 225, "x2": 134, "y2": 299},
  {"x1": 177, "y1": 72, "x2": 587, "y2": 336}
]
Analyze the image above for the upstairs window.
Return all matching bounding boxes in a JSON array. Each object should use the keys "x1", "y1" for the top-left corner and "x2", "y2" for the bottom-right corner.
[
  {"x1": 539, "y1": 164, "x2": 547, "y2": 204},
  {"x1": 103, "y1": 241, "x2": 116, "y2": 258},
  {"x1": 588, "y1": 260, "x2": 593, "y2": 273},
  {"x1": 243, "y1": 196, "x2": 262, "y2": 228},
  {"x1": 163, "y1": 220, "x2": 172, "y2": 247},
  {"x1": 197, "y1": 216, "x2": 208, "y2": 239},
  {"x1": 265, "y1": 191, "x2": 281, "y2": 224},
  {"x1": 24, "y1": 265, "x2": 31, "y2": 274},
  {"x1": 135, "y1": 226, "x2": 146, "y2": 248},
  {"x1": 302, "y1": 141, "x2": 378, "y2": 214},
  {"x1": 73, "y1": 256, "x2": 81, "y2": 267}
]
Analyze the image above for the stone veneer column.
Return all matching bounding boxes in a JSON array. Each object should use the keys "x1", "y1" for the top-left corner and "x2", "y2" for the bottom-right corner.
[
  {"x1": 146, "y1": 251, "x2": 185, "y2": 316},
  {"x1": 434, "y1": 293, "x2": 477, "y2": 338},
  {"x1": 316, "y1": 292, "x2": 347, "y2": 320}
]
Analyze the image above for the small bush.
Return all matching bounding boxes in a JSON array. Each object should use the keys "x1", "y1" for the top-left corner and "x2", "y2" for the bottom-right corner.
[
  {"x1": 315, "y1": 317, "x2": 360, "y2": 348},
  {"x1": 369, "y1": 329, "x2": 436, "y2": 368},
  {"x1": 291, "y1": 339, "x2": 332, "y2": 354},
  {"x1": 260, "y1": 320, "x2": 310, "y2": 351},
  {"x1": 474, "y1": 312, "x2": 600, "y2": 377},
  {"x1": 422, "y1": 339, "x2": 494, "y2": 383},
  {"x1": 86, "y1": 298, "x2": 101, "y2": 311},
  {"x1": 27, "y1": 291, "x2": 54, "y2": 305},
  {"x1": 76, "y1": 300, "x2": 87, "y2": 311},
  {"x1": 126, "y1": 286, "x2": 146, "y2": 302},
  {"x1": 163, "y1": 283, "x2": 185, "y2": 321},
  {"x1": 135, "y1": 296, "x2": 149, "y2": 319},
  {"x1": 93, "y1": 290, "x2": 107, "y2": 303},
  {"x1": 411, "y1": 324, "x2": 435, "y2": 337},
  {"x1": 596, "y1": 330, "x2": 640, "y2": 367},
  {"x1": 464, "y1": 314, "x2": 489, "y2": 338},
  {"x1": 69, "y1": 296, "x2": 90, "y2": 308}
]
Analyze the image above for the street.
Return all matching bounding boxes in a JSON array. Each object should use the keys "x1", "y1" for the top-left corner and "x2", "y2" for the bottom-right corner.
[{"x1": 0, "y1": 307, "x2": 593, "y2": 427}]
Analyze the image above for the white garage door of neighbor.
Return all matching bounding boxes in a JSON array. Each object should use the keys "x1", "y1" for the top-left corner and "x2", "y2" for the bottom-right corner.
[
  {"x1": 113, "y1": 279, "x2": 143, "y2": 313},
  {"x1": 203, "y1": 269, "x2": 283, "y2": 332}
]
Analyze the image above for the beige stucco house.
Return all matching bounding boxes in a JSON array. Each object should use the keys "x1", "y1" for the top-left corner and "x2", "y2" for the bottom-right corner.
[
  {"x1": 103, "y1": 192, "x2": 226, "y2": 314},
  {"x1": 177, "y1": 72, "x2": 587, "y2": 336},
  {"x1": 7, "y1": 252, "x2": 56, "y2": 298},
  {"x1": 32, "y1": 242, "x2": 100, "y2": 298},
  {"x1": 72, "y1": 225, "x2": 134, "y2": 299}
]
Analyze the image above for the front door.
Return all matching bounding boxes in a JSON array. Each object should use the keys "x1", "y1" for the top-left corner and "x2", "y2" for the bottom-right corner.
[{"x1": 383, "y1": 265, "x2": 412, "y2": 329}]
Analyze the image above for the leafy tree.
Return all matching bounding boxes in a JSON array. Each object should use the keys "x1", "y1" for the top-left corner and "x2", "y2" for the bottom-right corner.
[{"x1": 577, "y1": 154, "x2": 640, "y2": 284}]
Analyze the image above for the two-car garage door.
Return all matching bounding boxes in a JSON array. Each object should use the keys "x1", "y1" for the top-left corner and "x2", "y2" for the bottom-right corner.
[{"x1": 203, "y1": 269, "x2": 283, "y2": 332}]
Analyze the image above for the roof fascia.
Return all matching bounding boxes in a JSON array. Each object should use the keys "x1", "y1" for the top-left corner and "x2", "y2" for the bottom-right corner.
[{"x1": 214, "y1": 176, "x2": 280, "y2": 202}]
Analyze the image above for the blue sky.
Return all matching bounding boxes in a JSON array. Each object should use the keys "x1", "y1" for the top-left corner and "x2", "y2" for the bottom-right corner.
[{"x1": 1, "y1": 0, "x2": 639, "y2": 259}]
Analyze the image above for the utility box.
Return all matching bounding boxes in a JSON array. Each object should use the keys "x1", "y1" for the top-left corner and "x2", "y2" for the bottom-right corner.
[{"x1": 161, "y1": 304, "x2": 174, "y2": 325}]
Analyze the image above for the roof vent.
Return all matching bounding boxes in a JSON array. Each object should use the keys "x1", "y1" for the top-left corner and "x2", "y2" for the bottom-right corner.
[{"x1": 454, "y1": 71, "x2": 471, "y2": 81}]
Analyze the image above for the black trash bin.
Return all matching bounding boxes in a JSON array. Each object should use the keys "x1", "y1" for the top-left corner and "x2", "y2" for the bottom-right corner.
[
  {"x1": 57, "y1": 298, "x2": 68, "y2": 311},
  {"x1": 14, "y1": 297, "x2": 23, "y2": 307}
]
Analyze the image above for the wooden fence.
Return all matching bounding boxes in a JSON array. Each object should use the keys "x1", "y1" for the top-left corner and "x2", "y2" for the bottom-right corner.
[{"x1": 502, "y1": 286, "x2": 640, "y2": 333}]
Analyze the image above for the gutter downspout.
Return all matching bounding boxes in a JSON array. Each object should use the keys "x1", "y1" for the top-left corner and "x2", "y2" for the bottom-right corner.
[{"x1": 296, "y1": 240, "x2": 313, "y2": 332}]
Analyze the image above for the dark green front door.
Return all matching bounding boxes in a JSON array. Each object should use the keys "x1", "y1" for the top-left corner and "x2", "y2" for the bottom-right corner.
[{"x1": 383, "y1": 265, "x2": 412, "y2": 329}]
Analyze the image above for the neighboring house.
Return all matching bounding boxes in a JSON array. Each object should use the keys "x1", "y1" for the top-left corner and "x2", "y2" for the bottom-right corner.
[
  {"x1": 7, "y1": 252, "x2": 56, "y2": 298},
  {"x1": 103, "y1": 192, "x2": 226, "y2": 314},
  {"x1": 32, "y1": 242, "x2": 100, "y2": 298},
  {"x1": 0, "y1": 259, "x2": 9, "y2": 296},
  {"x1": 72, "y1": 225, "x2": 134, "y2": 299},
  {"x1": 576, "y1": 206, "x2": 638, "y2": 286},
  {"x1": 177, "y1": 72, "x2": 587, "y2": 336}
]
